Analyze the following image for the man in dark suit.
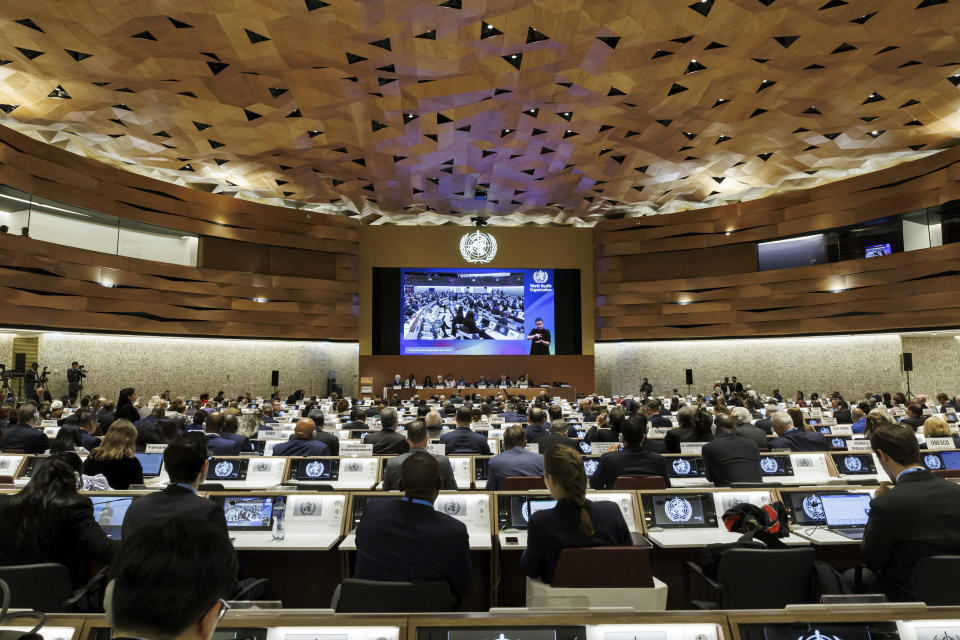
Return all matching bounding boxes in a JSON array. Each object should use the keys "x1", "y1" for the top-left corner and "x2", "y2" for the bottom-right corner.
[
  {"x1": 23, "y1": 362, "x2": 39, "y2": 402},
  {"x1": 305, "y1": 409, "x2": 340, "y2": 456},
  {"x1": 768, "y1": 412, "x2": 829, "y2": 451},
  {"x1": 203, "y1": 412, "x2": 242, "y2": 456},
  {"x1": 899, "y1": 403, "x2": 926, "y2": 432},
  {"x1": 221, "y1": 413, "x2": 254, "y2": 453},
  {"x1": 364, "y1": 400, "x2": 381, "y2": 418},
  {"x1": 342, "y1": 408, "x2": 368, "y2": 432},
  {"x1": 524, "y1": 407, "x2": 550, "y2": 443},
  {"x1": 940, "y1": 395, "x2": 960, "y2": 414},
  {"x1": 701, "y1": 414, "x2": 762, "y2": 486},
  {"x1": 76, "y1": 408, "x2": 102, "y2": 451},
  {"x1": 834, "y1": 400, "x2": 853, "y2": 424},
  {"x1": 354, "y1": 451, "x2": 471, "y2": 605},
  {"x1": 440, "y1": 405, "x2": 491, "y2": 455},
  {"x1": 590, "y1": 415, "x2": 669, "y2": 490},
  {"x1": 122, "y1": 432, "x2": 229, "y2": 538},
  {"x1": 382, "y1": 420, "x2": 457, "y2": 490},
  {"x1": 487, "y1": 425, "x2": 544, "y2": 490},
  {"x1": 646, "y1": 400, "x2": 671, "y2": 429},
  {"x1": 0, "y1": 404, "x2": 48, "y2": 454},
  {"x1": 272, "y1": 418, "x2": 331, "y2": 457},
  {"x1": 364, "y1": 407, "x2": 409, "y2": 455},
  {"x1": 66, "y1": 361, "x2": 85, "y2": 405},
  {"x1": 533, "y1": 419, "x2": 579, "y2": 454},
  {"x1": 97, "y1": 401, "x2": 116, "y2": 434},
  {"x1": 754, "y1": 404, "x2": 778, "y2": 434},
  {"x1": 856, "y1": 424, "x2": 960, "y2": 599},
  {"x1": 731, "y1": 407, "x2": 769, "y2": 450}
]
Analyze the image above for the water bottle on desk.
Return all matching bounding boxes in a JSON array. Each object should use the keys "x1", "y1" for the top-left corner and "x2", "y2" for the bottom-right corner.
[{"x1": 271, "y1": 496, "x2": 286, "y2": 542}]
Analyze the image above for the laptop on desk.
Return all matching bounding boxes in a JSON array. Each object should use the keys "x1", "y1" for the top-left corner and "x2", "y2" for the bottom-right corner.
[{"x1": 820, "y1": 492, "x2": 871, "y2": 540}]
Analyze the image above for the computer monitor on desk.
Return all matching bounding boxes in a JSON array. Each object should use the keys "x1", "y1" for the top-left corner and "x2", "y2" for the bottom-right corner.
[
  {"x1": 495, "y1": 491, "x2": 640, "y2": 549},
  {"x1": 830, "y1": 452, "x2": 889, "y2": 483},
  {"x1": 208, "y1": 457, "x2": 248, "y2": 481},
  {"x1": 134, "y1": 452, "x2": 163, "y2": 478},
  {"x1": 207, "y1": 456, "x2": 286, "y2": 488},
  {"x1": 664, "y1": 455, "x2": 708, "y2": 486},
  {"x1": 90, "y1": 495, "x2": 136, "y2": 539},
  {"x1": 820, "y1": 493, "x2": 871, "y2": 540},
  {"x1": 921, "y1": 450, "x2": 960, "y2": 472},
  {"x1": 285, "y1": 456, "x2": 379, "y2": 489},
  {"x1": 761, "y1": 452, "x2": 834, "y2": 485},
  {"x1": 217, "y1": 492, "x2": 345, "y2": 550},
  {"x1": 641, "y1": 492, "x2": 717, "y2": 530}
]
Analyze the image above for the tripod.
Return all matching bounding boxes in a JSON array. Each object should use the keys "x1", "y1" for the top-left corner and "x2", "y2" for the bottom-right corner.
[{"x1": 905, "y1": 369, "x2": 914, "y2": 400}]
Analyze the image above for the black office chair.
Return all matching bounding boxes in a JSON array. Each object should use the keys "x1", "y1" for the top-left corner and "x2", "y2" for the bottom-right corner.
[
  {"x1": 612, "y1": 476, "x2": 666, "y2": 490},
  {"x1": 905, "y1": 556, "x2": 960, "y2": 605},
  {"x1": 0, "y1": 564, "x2": 108, "y2": 612},
  {"x1": 684, "y1": 548, "x2": 816, "y2": 609},
  {"x1": 331, "y1": 578, "x2": 452, "y2": 612}
]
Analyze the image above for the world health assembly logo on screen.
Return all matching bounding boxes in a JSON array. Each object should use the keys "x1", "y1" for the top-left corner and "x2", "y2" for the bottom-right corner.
[
  {"x1": 533, "y1": 269, "x2": 548, "y2": 284},
  {"x1": 459, "y1": 229, "x2": 498, "y2": 263}
]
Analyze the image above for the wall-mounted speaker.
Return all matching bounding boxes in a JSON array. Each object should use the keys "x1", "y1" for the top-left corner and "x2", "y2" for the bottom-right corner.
[
  {"x1": 13, "y1": 353, "x2": 25, "y2": 373},
  {"x1": 685, "y1": 369, "x2": 693, "y2": 385},
  {"x1": 271, "y1": 370, "x2": 280, "y2": 387}
]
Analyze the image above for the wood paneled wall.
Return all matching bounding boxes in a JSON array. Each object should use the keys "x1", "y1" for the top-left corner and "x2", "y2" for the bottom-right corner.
[
  {"x1": 0, "y1": 233, "x2": 358, "y2": 339},
  {"x1": 0, "y1": 123, "x2": 359, "y2": 340},
  {"x1": 596, "y1": 146, "x2": 960, "y2": 340}
]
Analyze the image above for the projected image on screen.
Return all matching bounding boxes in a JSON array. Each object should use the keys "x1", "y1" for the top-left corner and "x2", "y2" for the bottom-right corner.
[{"x1": 401, "y1": 268, "x2": 555, "y2": 355}]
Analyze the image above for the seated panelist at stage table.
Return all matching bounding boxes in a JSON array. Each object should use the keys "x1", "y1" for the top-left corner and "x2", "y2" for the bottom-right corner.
[
  {"x1": 365, "y1": 407, "x2": 410, "y2": 455},
  {"x1": 204, "y1": 412, "x2": 242, "y2": 456},
  {"x1": 701, "y1": 414, "x2": 762, "y2": 487},
  {"x1": 0, "y1": 453, "x2": 117, "y2": 588},
  {"x1": 522, "y1": 446, "x2": 631, "y2": 585},
  {"x1": 355, "y1": 451, "x2": 471, "y2": 604},
  {"x1": 82, "y1": 420, "x2": 143, "y2": 489},
  {"x1": 382, "y1": 419, "x2": 457, "y2": 490},
  {"x1": 123, "y1": 433, "x2": 228, "y2": 539},
  {"x1": 768, "y1": 411, "x2": 829, "y2": 451},
  {"x1": 272, "y1": 418, "x2": 331, "y2": 457},
  {"x1": 0, "y1": 404, "x2": 49, "y2": 454},
  {"x1": 487, "y1": 425, "x2": 543, "y2": 491},
  {"x1": 440, "y1": 405, "x2": 492, "y2": 455},
  {"x1": 590, "y1": 414, "x2": 670, "y2": 490},
  {"x1": 856, "y1": 424, "x2": 960, "y2": 599}
]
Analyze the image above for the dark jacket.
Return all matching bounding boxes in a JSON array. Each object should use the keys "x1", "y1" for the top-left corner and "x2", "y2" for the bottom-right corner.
[
  {"x1": 532, "y1": 433, "x2": 579, "y2": 454},
  {"x1": 382, "y1": 447, "x2": 458, "y2": 491},
  {"x1": 122, "y1": 484, "x2": 228, "y2": 539},
  {"x1": 355, "y1": 496, "x2": 471, "y2": 598},
  {"x1": 0, "y1": 424, "x2": 49, "y2": 454},
  {"x1": 584, "y1": 426, "x2": 619, "y2": 444},
  {"x1": 440, "y1": 427, "x2": 491, "y2": 455},
  {"x1": 82, "y1": 456, "x2": 144, "y2": 489},
  {"x1": 365, "y1": 429, "x2": 410, "y2": 455},
  {"x1": 487, "y1": 447, "x2": 544, "y2": 491},
  {"x1": 79, "y1": 430, "x2": 101, "y2": 451},
  {"x1": 649, "y1": 415, "x2": 672, "y2": 429},
  {"x1": 521, "y1": 498, "x2": 631, "y2": 584},
  {"x1": 835, "y1": 409, "x2": 853, "y2": 424},
  {"x1": 701, "y1": 433, "x2": 762, "y2": 486},
  {"x1": 735, "y1": 424, "x2": 770, "y2": 450},
  {"x1": 753, "y1": 418, "x2": 774, "y2": 435},
  {"x1": 205, "y1": 433, "x2": 242, "y2": 456},
  {"x1": 769, "y1": 428, "x2": 829, "y2": 452},
  {"x1": 524, "y1": 424, "x2": 550, "y2": 443},
  {"x1": 221, "y1": 431, "x2": 253, "y2": 453},
  {"x1": 313, "y1": 430, "x2": 340, "y2": 456},
  {"x1": 272, "y1": 438, "x2": 330, "y2": 457},
  {"x1": 900, "y1": 416, "x2": 925, "y2": 432},
  {"x1": 589, "y1": 446, "x2": 670, "y2": 490},
  {"x1": 862, "y1": 469, "x2": 960, "y2": 599},
  {"x1": 0, "y1": 494, "x2": 117, "y2": 588},
  {"x1": 664, "y1": 427, "x2": 713, "y2": 453},
  {"x1": 113, "y1": 403, "x2": 140, "y2": 425}
]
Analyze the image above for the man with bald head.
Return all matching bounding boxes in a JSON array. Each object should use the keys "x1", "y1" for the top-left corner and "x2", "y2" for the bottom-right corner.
[
  {"x1": 272, "y1": 418, "x2": 331, "y2": 456},
  {"x1": 768, "y1": 411, "x2": 828, "y2": 451},
  {"x1": 354, "y1": 451, "x2": 471, "y2": 605},
  {"x1": 203, "y1": 412, "x2": 242, "y2": 456}
]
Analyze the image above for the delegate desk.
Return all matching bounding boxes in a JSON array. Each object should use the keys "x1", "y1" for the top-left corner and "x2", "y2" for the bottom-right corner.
[
  {"x1": 661, "y1": 452, "x2": 838, "y2": 487},
  {"x1": 338, "y1": 491, "x2": 494, "y2": 611},
  {"x1": 78, "y1": 615, "x2": 406, "y2": 640},
  {"x1": 205, "y1": 457, "x2": 288, "y2": 489},
  {"x1": 727, "y1": 606, "x2": 960, "y2": 640},
  {"x1": 780, "y1": 486, "x2": 876, "y2": 546},
  {"x1": 212, "y1": 491, "x2": 347, "y2": 550},
  {"x1": 283, "y1": 457, "x2": 382, "y2": 490},
  {"x1": 387, "y1": 386, "x2": 578, "y2": 402},
  {"x1": 374, "y1": 454, "x2": 474, "y2": 490}
]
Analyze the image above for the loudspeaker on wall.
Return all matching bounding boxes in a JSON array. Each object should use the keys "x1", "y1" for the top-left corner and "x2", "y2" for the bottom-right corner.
[
  {"x1": 685, "y1": 369, "x2": 693, "y2": 385},
  {"x1": 271, "y1": 370, "x2": 279, "y2": 387}
]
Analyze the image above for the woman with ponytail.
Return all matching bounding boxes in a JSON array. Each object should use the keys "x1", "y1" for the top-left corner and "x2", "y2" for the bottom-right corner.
[{"x1": 521, "y1": 445, "x2": 632, "y2": 584}]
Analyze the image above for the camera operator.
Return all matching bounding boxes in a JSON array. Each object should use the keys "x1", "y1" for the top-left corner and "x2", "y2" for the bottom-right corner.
[
  {"x1": 24, "y1": 361, "x2": 40, "y2": 401},
  {"x1": 67, "y1": 361, "x2": 86, "y2": 405}
]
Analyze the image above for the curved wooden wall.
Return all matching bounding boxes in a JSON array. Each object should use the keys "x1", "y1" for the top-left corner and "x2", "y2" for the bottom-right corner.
[
  {"x1": 0, "y1": 123, "x2": 358, "y2": 340},
  {"x1": 596, "y1": 146, "x2": 960, "y2": 340},
  {"x1": 0, "y1": 124, "x2": 358, "y2": 253}
]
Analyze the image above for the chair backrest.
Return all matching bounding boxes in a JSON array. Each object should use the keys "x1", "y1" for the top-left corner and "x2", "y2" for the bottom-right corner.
[
  {"x1": 715, "y1": 548, "x2": 816, "y2": 608},
  {"x1": 552, "y1": 546, "x2": 654, "y2": 588},
  {"x1": 613, "y1": 475, "x2": 666, "y2": 490},
  {"x1": 334, "y1": 578, "x2": 452, "y2": 612},
  {"x1": 906, "y1": 555, "x2": 960, "y2": 605},
  {"x1": 931, "y1": 469, "x2": 960, "y2": 479},
  {"x1": 198, "y1": 482, "x2": 226, "y2": 492},
  {"x1": 1, "y1": 449, "x2": 25, "y2": 454},
  {"x1": 502, "y1": 476, "x2": 546, "y2": 490},
  {"x1": 0, "y1": 564, "x2": 74, "y2": 611},
  {"x1": 0, "y1": 475, "x2": 15, "y2": 485}
]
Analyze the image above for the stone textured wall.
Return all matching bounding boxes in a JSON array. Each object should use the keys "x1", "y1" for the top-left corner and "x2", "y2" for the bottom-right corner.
[
  {"x1": 30, "y1": 333, "x2": 358, "y2": 402},
  {"x1": 899, "y1": 335, "x2": 960, "y2": 400},
  {"x1": 595, "y1": 334, "x2": 906, "y2": 400}
]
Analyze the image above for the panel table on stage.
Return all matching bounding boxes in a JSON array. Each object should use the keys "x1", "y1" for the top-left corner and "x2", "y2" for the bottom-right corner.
[{"x1": 385, "y1": 386, "x2": 578, "y2": 402}]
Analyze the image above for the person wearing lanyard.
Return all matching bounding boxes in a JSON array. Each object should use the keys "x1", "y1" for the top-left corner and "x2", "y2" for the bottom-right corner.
[
  {"x1": 855, "y1": 424, "x2": 960, "y2": 599},
  {"x1": 122, "y1": 432, "x2": 228, "y2": 538},
  {"x1": 354, "y1": 451, "x2": 471, "y2": 606}
]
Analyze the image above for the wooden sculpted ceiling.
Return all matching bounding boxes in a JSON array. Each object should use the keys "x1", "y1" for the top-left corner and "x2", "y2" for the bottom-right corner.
[{"x1": 0, "y1": 0, "x2": 959, "y2": 227}]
